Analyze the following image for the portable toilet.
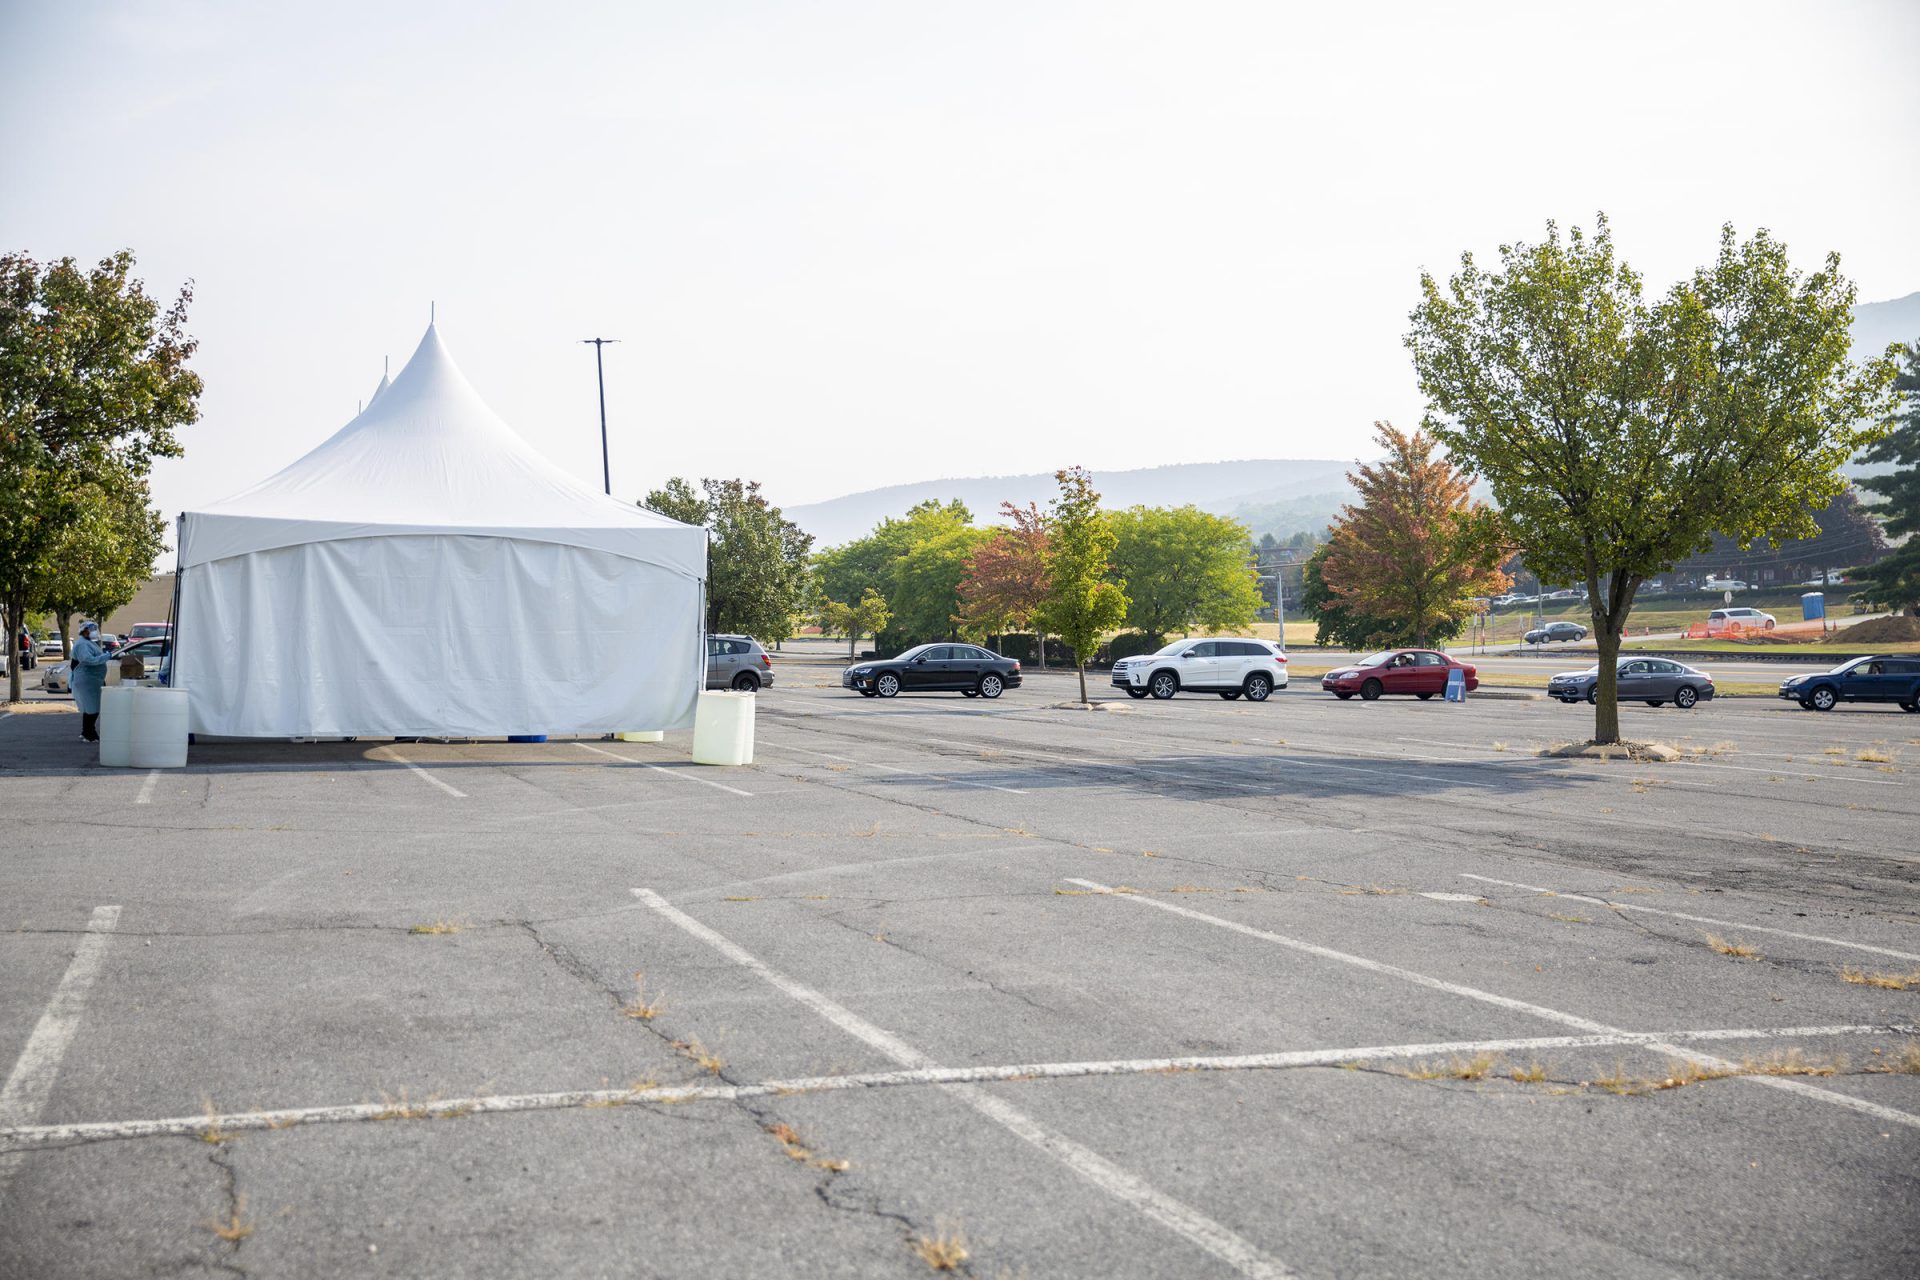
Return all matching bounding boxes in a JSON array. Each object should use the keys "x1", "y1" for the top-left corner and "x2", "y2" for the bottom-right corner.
[{"x1": 1801, "y1": 592, "x2": 1825, "y2": 623}]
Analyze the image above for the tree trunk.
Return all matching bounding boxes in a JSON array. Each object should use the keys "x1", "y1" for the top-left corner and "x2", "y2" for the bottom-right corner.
[
  {"x1": 57, "y1": 609, "x2": 71, "y2": 659},
  {"x1": 1588, "y1": 571, "x2": 1641, "y2": 746},
  {"x1": 4, "y1": 594, "x2": 22, "y2": 703},
  {"x1": 1035, "y1": 632, "x2": 1047, "y2": 670},
  {"x1": 1076, "y1": 660, "x2": 1087, "y2": 704},
  {"x1": 848, "y1": 631, "x2": 857, "y2": 659}
]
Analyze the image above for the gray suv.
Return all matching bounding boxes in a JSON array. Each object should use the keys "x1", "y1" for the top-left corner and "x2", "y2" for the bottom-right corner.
[{"x1": 707, "y1": 635, "x2": 775, "y2": 691}]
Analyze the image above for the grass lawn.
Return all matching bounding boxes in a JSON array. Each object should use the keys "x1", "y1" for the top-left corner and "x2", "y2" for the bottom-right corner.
[{"x1": 1622, "y1": 638, "x2": 1920, "y2": 656}]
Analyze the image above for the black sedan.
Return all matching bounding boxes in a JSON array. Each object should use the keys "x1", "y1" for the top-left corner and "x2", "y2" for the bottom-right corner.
[
  {"x1": 842, "y1": 644, "x2": 1022, "y2": 699},
  {"x1": 1547, "y1": 658, "x2": 1714, "y2": 709}
]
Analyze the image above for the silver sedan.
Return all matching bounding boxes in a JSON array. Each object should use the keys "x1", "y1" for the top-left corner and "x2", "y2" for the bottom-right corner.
[{"x1": 1547, "y1": 658, "x2": 1715, "y2": 709}]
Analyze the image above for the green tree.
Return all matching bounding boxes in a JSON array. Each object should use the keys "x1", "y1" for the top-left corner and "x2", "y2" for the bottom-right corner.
[
  {"x1": 1034, "y1": 467, "x2": 1128, "y2": 703},
  {"x1": 1300, "y1": 542, "x2": 1424, "y2": 649},
  {"x1": 1, "y1": 250, "x2": 199, "y2": 701},
  {"x1": 1852, "y1": 340, "x2": 1920, "y2": 615},
  {"x1": 814, "y1": 499, "x2": 983, "y2": 650},
  {"x1": 35, "y1": 481, "x2": 168, "y2": 651},
  {"x1": 1318, "y1": 423, "x2": 1511, "y2": 648},
  {"x1": 641, "y1": 478, "x2": 814, "y2": 642},
  {"x1": 816, "y1": 587, "x2": 892, "y2": 657},
  {"x1": 1108, "y1": 505, "x2": 1262, "y2": 645},
  {"x1": 1408, "y1": 217, "x2": 1897, "y2": 742}
]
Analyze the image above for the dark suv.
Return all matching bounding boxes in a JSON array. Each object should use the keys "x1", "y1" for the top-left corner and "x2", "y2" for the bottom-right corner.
[{"x1": 1778, "y1": 656, "x2": 1920, "y2": 712}]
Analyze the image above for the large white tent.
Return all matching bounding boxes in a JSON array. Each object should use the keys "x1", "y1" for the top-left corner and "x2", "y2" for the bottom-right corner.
[{"x1": 173, "y1": 324, "x2": 707, "y2": 739}]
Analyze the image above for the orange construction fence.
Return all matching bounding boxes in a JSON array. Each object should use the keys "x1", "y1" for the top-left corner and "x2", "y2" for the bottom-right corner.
[{"x1": 1683, "y1": 618, "x2": 1829, "y2": 640}]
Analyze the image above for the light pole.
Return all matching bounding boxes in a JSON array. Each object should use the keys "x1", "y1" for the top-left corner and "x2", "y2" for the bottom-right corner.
[{"x1": 580, "y1": 338, "x2": 619, "y2": 495}]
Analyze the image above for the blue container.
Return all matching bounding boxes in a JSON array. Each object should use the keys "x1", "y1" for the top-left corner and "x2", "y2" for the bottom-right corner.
[
  {"x1": 1801, "y1": 592, "x2": 1825, "y2": 622},
  {"x1": 507, "y1": 734, "x2": 548, "y2": 743}
]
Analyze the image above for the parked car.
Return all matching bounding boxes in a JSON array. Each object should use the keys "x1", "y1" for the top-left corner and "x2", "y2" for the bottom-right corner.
[
  {"x1": 1778, "y1": 656, "x2": 1920, "y2": 712},
  {"x1": 1320, "y1": 649, "x2": 1478, "y2": 701},
  {"x1": 37, "y1": 633, "x2": 64, "y2": 656},
  {"x1": 1524, "y1": 620, "x2": 1588, "y2": 645},
  {"x1": 1547, "y1": 659, "x2": 1715, "y2": 708},
  {"x1": 1110, "y1": 637, "x2": 1289, "y2": 702},
  {"x1": 1704, "y1": 578, "x2": 1752, "y2": 591},
  {"x1": 125, "y1": 622, "x2": 172, "y2": 643},
  {"x1": 41, "y1": 637, "x2": 170, "y2": 693},
  {"x1": 842, "y1": 644, "x2": 1021, "y2": 699},
  {"x1": 1706, "y1": 607, "x2": 1775, "y2": 631},
  {"x1": 706, "y1": 634, "x2": 775, "y2": 691}
]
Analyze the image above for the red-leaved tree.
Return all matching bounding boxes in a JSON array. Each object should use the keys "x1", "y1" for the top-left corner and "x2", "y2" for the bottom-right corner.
[
  {"x1": 956, "y1": 501, "x2": 1051, "y2": 664},
  {"x1": 1321, "y1": 423, "x2": 1511, "y2": 648}
]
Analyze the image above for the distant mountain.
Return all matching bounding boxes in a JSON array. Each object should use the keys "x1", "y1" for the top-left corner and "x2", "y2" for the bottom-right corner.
[
  {"x1": 786, "y1": 458, "x2": 1357, "y2": 546},
  {"x1": 1852, "y1": 291, "x2": 1920, "y2": 363}
]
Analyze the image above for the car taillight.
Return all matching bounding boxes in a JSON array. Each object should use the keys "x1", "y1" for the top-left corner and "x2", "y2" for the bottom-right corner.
[
  {"x1": 1275, "y1": 654, "x2": 1287, "y2": 664},
  {"x1": 761, "y1": 653, "x2": 772, "y2": 667},
  {"x1": 1013, "y1": 660, "x2": 1021, "y2": 672}
]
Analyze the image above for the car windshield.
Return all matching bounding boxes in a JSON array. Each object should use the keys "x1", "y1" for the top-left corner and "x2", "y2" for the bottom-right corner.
[
  {"x1": 1356, "y1": 651, "x2": 1396, "y2": 667},
  {"x1": 1829, "y1": 657, "x2": 1873, "y2": 675},
  {"x1": 1152, "y1": 640, "x2": 1194, "y2": 656},
  {"x1": 896, "y1": 645, "x2": 937, "y2": 661}
]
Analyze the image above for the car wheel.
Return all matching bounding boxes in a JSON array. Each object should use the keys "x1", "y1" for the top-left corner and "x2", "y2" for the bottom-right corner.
[
  {"x1": 1150, "y1": 671, "x2": 1178, "y2": 700},
  {"x1": 1585, "y1": 687, "x2": 1598, "y2": 705},
  {"x1": 876, "y1": 672, "x2": 901, "y2": 698},
  {"x1": 1797, "y1": 698, "x2": 1814, "y2": 710},
  {"x1": 1558, "y1": 697, "x2": 1576, "y2": 704},
  {"x1": 961, "y1": 689, "x2": 979, "y2": 698},
  {"x1": 1763, "y1": 619, "x2": 1775, "y2": 631},
  {"x1": 1810, "y1": 686, "x2": 1836, "y2": 711},
  {"x1": 731, "y1": 671, "x2": 760, "y2": 692},
  {"x1": 1219, "y1": 691, "x2": 1240, "y2": 700},
  {"x1": 1416, "y1": 692, "x2": 1434, "y2": 701},
  {"x1": 979, "y1": 673, "x2": 1004, "y2": 699},
  {"x1": 1646, "y1": 700, "x2": 1663, "y2": 707},
  {"x1": 1244, "y1": 673, "x2": 1272, "y2": 702},
  {"x1": 1360, "y1": 678, "x2": 1382, "y2": 702},
  {"x1": 859, "y1": 689, "x2": 878, "y2": 698},
  {"x1": 1126, "y1": 688, "x2": 1150, "y2": 699},
  {"x1": 1902, "y1": 700, "x2": 1918, "y2": 713},
  {"x1": 1674, "y1": 686, "x2": 1697, "y2": 709}
]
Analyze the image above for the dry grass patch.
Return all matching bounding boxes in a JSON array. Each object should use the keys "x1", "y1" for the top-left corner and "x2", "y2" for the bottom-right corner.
[
  {"x1": 407, "y1": 920, "x2": 463, "y2": 936},
  {"x1": 1840, "y1": 965, "x2": 1920, "y2": 991},
  {"x1": 1508, "y1": 1060, "x2": 1550, "y2": 1084},
  {"x1": 1683, "y1": 741, "x2": 1737, "y2": 758},
  {"x1": 1854, "y1": 747, "x2": 1894, "y2": 763},
  {"x1": 1704, "y1": 933, "x2": 1761, "y2": 960},
  {"x1": 672, "y1": 1038, "x2": 725, "y2": 1074},
  {"x1": 1401, "y1": 1053, "x2": 1497, "y2": 1082},
  {"x1": 204, "y1": 1198, "x2": 254, "y2": 1243},
  {"x1": 1865, "y1": 1042, "x2": 1920, "y2": 1074},
  {"x1": 1491, "y1": 741, "x2": 1508, "y2": 752},
  {"x1": 197, "y1": 1099, "x2": 233, "y2": 1145},
  {"x1": 912, "y1": 1225, "x2": 970, "y2": 1272},
  {"x1": 622, "y1": 972, "x2": 664, "y2": 1020},
  {"x1": 765, "y1": 1122, "x2": 850, "y2": 1172},
  {"x1": 1167, "y1": 884, "x2": 1215, "y2": 894}
]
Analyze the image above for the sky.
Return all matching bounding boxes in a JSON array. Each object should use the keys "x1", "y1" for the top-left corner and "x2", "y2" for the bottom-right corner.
[{"x1": 3, "y1": 0, "x2": 1918, "y2": 530}]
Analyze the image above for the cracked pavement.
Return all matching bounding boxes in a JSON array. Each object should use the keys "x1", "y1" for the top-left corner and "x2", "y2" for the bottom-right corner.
[{"x1": 3, "y1": 675, "x2": 1919, "y2": 1278}]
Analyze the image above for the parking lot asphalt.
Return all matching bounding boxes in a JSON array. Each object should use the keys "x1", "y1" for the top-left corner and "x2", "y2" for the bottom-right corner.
[{"x1": 3, "y1": 673, "x2": 1918, "y2": 1279}]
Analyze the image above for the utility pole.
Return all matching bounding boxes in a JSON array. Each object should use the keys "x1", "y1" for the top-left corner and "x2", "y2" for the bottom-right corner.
[{"x1": 580, "y1": 338, "x2": 619, "y2": 495}]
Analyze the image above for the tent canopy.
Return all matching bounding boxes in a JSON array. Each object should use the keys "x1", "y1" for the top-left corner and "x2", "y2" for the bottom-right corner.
[
  {"x1": 179, "y1": 324, "x2": 702, "y2": 575},
  {"x1": 174, "y1": 324, "x2": 707, "y2": 739}
]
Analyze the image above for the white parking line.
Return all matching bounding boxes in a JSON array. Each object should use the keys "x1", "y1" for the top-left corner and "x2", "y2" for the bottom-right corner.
[
  {"x1": 758, "y1": 738, "x2": 1027, "y2": 794},
  {"x1": 1064, "y1": 879, "x2": 1920, "y2": 1131},
  {"x1": 634, "y1": 887, "x2": 1296, "y2": 1279},
  {"x1": 1459, "y1": 874, "x2": 1920, "y2": 964},
  {"x1": 134, "y1": 770, "x2": 160, "y2": 805},
  {"x1": 11, "y1": 1021, "x2": 1910, "y2": 1155},
  {"x1": 0, "y1": 906, "x2": 122, "y2": 1196},
  {"x1": 371, "y1": 748, "x2": 467, "y2": 798},
  {"x1": 573, "y1": 742, "x2": 754, "y2": 797}
]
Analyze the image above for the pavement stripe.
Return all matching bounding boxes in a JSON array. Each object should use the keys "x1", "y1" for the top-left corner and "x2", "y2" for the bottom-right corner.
[
  {"x1": 1065, "y1": 879, "x2": 1920, "y2": 1132},
  {"x1": 573, "y1": 742, "x2": 753, "y2": 797},
  {"x1": 9, "y1": 1022, "x2": 1913, "y2": 1157},
  {"x1": 635, "y1": 887, "x2": 1296, "y2": 1279},
  {"x1": 371, "y1": 748, "x2": 467, "y2": 798},
  {"x1": 0, "y1": 906, "x2": 123, "y2": 1194},
  {"x1": 134, "y1": 770, "x2": 160, "y2": 805},
  {"x1": 1460, "y1": 874, "x2": 1920, "y2": 964},
  {"x1": 758, "y1": 738, "x2": 1027, "y2": 794}
]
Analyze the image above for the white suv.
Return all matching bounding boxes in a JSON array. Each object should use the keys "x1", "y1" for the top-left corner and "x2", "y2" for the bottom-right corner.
[{"x1": 1111, "y1": 638, "x2": 1289, "y2": 702}]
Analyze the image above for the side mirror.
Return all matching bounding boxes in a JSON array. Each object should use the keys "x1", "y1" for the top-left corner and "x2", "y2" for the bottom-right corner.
[
  {"x1": 913, "y1": 656, "x2": 926, "y2": 664},
  {"x1": 1181, "y1": 650, "x2": 1196, "y2": 659}
]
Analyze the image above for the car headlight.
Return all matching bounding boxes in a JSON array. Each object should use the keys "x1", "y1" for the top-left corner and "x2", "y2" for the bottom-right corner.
[{"x1": 851, "y1": 667, "x2": 873, "y2": 676}]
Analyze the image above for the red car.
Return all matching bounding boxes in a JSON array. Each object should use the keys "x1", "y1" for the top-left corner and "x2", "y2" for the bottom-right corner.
[{"x1": 1321, "y1": 649, "x2": 1478, "y2": 701}]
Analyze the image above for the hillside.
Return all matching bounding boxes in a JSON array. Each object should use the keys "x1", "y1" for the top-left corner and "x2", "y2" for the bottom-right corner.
[
  {"x1": 1851, "y1": 291, "x2": 1920, "y2": 363},
  {"x1": 787, "y1": 459, "x2": 1356, "y2": 546}
]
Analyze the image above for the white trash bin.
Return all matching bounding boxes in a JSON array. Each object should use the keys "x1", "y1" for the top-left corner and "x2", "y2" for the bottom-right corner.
[
  {"x1": 99, "y1": 685, "x2": 189, "y2": 769},
  {"x1": 691, "y1": 691, "x2": 754, "y2": 766}
]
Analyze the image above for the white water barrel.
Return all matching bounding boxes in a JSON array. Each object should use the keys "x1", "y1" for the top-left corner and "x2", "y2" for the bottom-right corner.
[
  {"x1": 99, "y1": 686, "x2": 190, "y2": 768},
  {"x1": 98, "y1": 686, "x2": 137, "y2": 767},
  {"x1": 691, "y1": 691, "x2": 754, "y2": 766},
  {"x1": 617, "y1": 730, "x2": 665, "y2": 742}
]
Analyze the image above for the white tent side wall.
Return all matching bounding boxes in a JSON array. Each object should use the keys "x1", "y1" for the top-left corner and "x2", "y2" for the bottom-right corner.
[{"x1": 176, "y1": 531, "x2": 704, "y2": 738}]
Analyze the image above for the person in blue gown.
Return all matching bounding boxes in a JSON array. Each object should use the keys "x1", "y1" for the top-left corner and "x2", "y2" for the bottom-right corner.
[{"x1": 71, "y1": 621, "x2": 110, "y2": 743}]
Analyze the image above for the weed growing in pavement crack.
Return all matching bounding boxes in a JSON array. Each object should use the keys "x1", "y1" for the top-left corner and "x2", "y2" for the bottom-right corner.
[
  {"x1": 1704, "y1": 933, "x2": 1761, "y2": 960},
  {"x1": 204, "y1": 1196, "x2": 254, "y2": 1243},
  {"x1": 912, "y1": 1222, "x2": 970, "y2": 1272},
  {"x1": 622, "y1": 972, "x2": 664, "y2": 1020},
  {"x1": 1840, "y1": 965, "x2": 1920, "y2": 991},
  {"x1": 407, "y1": 920, "x2": 464, "y2": 935}
]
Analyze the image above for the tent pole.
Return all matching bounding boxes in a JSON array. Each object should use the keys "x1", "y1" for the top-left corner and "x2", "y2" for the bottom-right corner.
[{"x1": 581, "y1": 337, "x2": 619, "y2": 496}]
